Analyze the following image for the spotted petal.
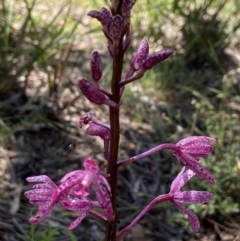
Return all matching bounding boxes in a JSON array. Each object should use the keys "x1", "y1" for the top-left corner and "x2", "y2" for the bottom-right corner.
[
  {"x1": 174, "y1": 191, "x2": 214, "y2": 204},
  {"x1": 173, "y1": 201, "x2": 200, "y2": 233},
  {"x1": 170, "y1": 167, "x2": 195, "y2": 193},
  {"x1": 176, "y1": 152, "x2": 214, "y2": 184}
]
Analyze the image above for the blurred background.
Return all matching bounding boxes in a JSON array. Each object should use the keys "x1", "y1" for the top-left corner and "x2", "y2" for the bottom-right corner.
[{"x1": 0, "y1": 0, "x2": 240, "y2": 240}]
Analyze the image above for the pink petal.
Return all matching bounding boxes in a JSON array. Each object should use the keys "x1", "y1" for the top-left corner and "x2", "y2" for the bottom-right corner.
[
  {"x1": 73, "y1": 185, "x2": 89, "y2": 197},
  {"x1": 26, "y1": 175, "x2": 56, "y2": 189},
  {"x1": 51, "y1": 175, "x2": 83, "y2": 204},
  {"x1": 32, "y1": 183, "x2": 56, "y2": 190},
  {"x1": 173, "y1": 201, "x2": 200, "y2": 232},
  {"x1": 177, "y1": 136, "x2": 216, "y2": 146},
  {"x1": 174, "y1": 191, "x2": 214, "y2": 203},
  {"x1": 103, "y1": 98, "x2": 119, "y2": 108},
  {"x1": 62, "y1": 197, "x2": 92, "y2": 212},
  {"x1": 68, "y1": 212, "x2": 87, "y2": 230},
  {"x1": 83, "y1": 158, "x2": 100, "y2": 173},
  {"x1": 29, "y1": 202, "x2": 54, "y2": 224},
  {"x1": 180, "y1": 143, "x2": 214, "y2": 157},
  {"x1": 24, "y1": 188, "x2": 53, "y2": 200},
  {"x1": 97, "y1": 175, "x2": 112, "y2": 194},
  {"x1": 177, "y1": 152, "x2": 215, "y2": 184},
  {"x1": 93, "y1": 177, "x2": 113, "y2": 221},
  {"x1": 170, "y1": 167, "x2": 195, "y2": 193},
  {"x1": 60, "y1": 170, "x2": 84, "y2": 183}
]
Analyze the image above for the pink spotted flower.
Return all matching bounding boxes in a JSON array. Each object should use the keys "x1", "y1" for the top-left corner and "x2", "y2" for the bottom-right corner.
[
  {"x1": 52, "y1": 158, "x2": 113, "y2": 220},
  {"x1": 169, "y1": 166, "x2": 214, "y2": 232},
  {"x1": 116, "y1": 166, "x2": 214, "y2": 240},
  {"x1": 25, "y1": 158, "x2": 113, "y2": 229},
  {"x1": 172, "y1": 136, "x2": 216, "y2": 184}
]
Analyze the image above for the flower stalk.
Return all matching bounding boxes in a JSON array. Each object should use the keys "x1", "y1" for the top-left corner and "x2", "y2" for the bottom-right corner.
[{"x1": 106, "y1": 7, "x2": 125, "y2": 241}]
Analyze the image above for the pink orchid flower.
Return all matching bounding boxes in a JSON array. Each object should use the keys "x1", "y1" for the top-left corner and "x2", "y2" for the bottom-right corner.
[
  {"x1": 116, "y1": 166, "x2": 214, "y2": 240},
  {"x1": 52, "y1": 158, "x2": 113, "y2": 220},
  {"x1": 24, "y1": 175, "x2": 58, "y2": 224},
  {"x1": 24, "y1": 175, "x2": 94, "y2": 228},
  {"x1": 173, "y1": 136, "x2": 215, "y2": 184},
  {"x1": 25, "y1": 158, "x2": 113, "y2": 229},
  {"x1": 169, "y1": 166, "x2": 214, "y2": 232}
]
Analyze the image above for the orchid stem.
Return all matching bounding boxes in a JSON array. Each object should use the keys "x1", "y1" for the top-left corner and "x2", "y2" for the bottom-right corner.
[
  {"x1": 117, "y1": 143, "x2": 176, "y2": 167},
  {"x1": 106, "y1": 4, "x2": 125, "y2": 241},
  {"x1": 116, "y1": 194, "x2": 172, "y2": 241}
]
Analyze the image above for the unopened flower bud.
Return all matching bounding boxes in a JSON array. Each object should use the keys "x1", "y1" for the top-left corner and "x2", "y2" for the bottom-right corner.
[
  {"x1": 121, "y1": 0, "x2": 135, "y2": 19},
  {"x1": 120, "y1": 48, "x2": 173, "y2": 88},
  {"x1": 88, "y1": 8, "x2": 112, "y2": 35},
  {"x1": 133, "y1": 39, "x2": 149, "y2": 70},
  {"x1": 125, "y1": 39, "x2": 149, "y2": 80},
  {"x1": 100, "y1": 7, "x2": 112, "y2": 32},
  {"x1": 109, "y1": 15, "x2": 124, "y2": 41},
  {"x1": 87, "y1": 10, "x2": 102, "y2": 21},
  {"x1": 142, "y1": 49, "x2": 173, "y2": 70},
  {"x1": 78, "y1": 78, "x2": 118, "y2": 108},
  {"x1": 91, "y1": 51, "x2": 102, "y2": 85}
]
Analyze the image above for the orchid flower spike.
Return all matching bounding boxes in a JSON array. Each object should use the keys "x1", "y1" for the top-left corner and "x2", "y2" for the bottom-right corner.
[
  {"x1": 173, "y1": 136, "x2": 216, "y2": 184},
  {"x1": 169, "y1": 166, "x2": 214, "y2": 232}
]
